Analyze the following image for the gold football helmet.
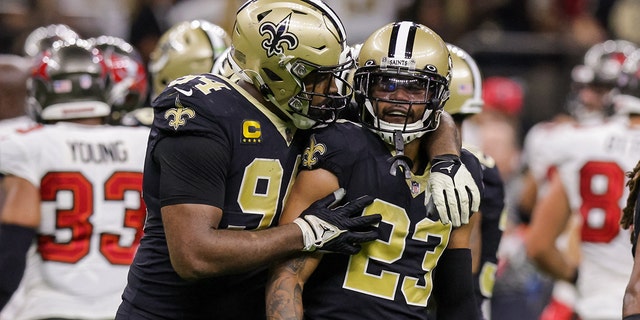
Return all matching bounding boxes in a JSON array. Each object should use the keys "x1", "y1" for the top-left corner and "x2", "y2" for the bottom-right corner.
[
  {"x1": 354, "y1": 21, "x2": 451, "y2": 144},
  {"x1": 212, "y1": 47, "x2": 241, "y2": 83},
  {"x1": 149, "y1": 19, "x2": 231, "y2": 98},
  {"x1": 445, "y1": 44, "x2": 483, "y2": 118},
  {"x1": 230, "y1": 0, "x2": 353, "y2": 129}
]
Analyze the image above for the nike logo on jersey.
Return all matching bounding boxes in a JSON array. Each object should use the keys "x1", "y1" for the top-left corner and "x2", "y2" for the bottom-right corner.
[
  {"x1": 441, "y1": 164, "x2": 454, "y2": 174},
  {"x1": 174, "y1": 87, "x2": 193, "y2": 96}
]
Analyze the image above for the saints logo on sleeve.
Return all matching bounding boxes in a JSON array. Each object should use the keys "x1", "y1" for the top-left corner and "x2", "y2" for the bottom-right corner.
[
  {"x1": 152, "y1": 73, "x2": 233, "y2": 133},
  {"x1": 302, "y1": 135, "x2": 327, "y2": 169}
]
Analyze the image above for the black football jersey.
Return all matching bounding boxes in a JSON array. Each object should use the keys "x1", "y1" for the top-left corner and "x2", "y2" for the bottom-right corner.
[
  {"x1": 465, "y1": 145, "x2": 506, "y2": 308},
  {"x1": 120, "y1": 73, "x2": 307, "y2": 319},
  {"x1": 299, "y1": 120, "x2": 459, "y2": 319}
]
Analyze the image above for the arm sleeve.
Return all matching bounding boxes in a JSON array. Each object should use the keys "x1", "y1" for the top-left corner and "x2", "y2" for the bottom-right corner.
[
  {"x1": 433, "y1": 248, "x2": 479, "y2": 320},
  {"x1": 153, "y1": 134, "x2": 230, "y2": 208},
  {"x1": 0, "y1": 223, "x2": 35, "y2": 310}
]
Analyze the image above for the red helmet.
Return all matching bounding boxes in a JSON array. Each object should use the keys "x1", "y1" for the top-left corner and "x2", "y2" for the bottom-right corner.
[
  {"x1": 90, "y1": 36, "x2": 149, "y2": 123},
  {"x1": 28, "y1": 39, "x2": 110, "y2": 122},
  {"x1": 24, "y1": 24, "x2": 80, "y2": 58}
]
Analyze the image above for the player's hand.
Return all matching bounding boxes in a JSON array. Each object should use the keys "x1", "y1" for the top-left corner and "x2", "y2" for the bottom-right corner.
[
  {"x1": 428, "y1": 154, "x2": 480, "y2": 227},
  {"x1": 293, "y1": 188, "x2": 381, "y2": 255}
]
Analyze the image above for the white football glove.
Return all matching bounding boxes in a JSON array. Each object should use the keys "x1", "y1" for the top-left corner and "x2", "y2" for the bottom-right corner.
[
  {"x1": 293, "y1": 188, "x2": 381, "y2": 254},
  {"x1": 428, "y1": 154, "x2": 481, "y2": 227}
]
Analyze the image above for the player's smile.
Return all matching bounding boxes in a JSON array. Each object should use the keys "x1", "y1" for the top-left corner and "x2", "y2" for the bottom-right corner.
[{"x1": 380, "y1": 104, "x2": 417, "y2": 124}]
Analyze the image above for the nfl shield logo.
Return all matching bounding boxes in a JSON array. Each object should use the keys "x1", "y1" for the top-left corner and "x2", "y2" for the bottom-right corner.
[
  {"x1": 79, "y1": 74, "x2": 93, "y2": 89},
  {"x1": 411, "y1": 181, "x2": 420, "y2": 195}
]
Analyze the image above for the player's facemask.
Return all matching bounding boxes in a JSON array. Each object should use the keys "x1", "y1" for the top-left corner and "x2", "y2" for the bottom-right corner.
[{"x1": 290, "y1": 59, "x2": 354, "y2": 126}]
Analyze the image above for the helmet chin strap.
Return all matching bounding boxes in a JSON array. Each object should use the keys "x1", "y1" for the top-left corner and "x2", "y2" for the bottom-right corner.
[{"x1": 389, "y1": 130, "x2": 413, "y2": 179}]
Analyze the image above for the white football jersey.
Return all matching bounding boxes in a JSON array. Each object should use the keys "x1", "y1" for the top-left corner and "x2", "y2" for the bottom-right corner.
[
  {"x1": 553, "y1": 119, "x2": 636, "y2": 320},
  {"x1": 0, "y1": 116, "x2": 36, "y2": 139},
  {"x1": 0, "y1": 122, "x2": 149, "y2": 320},
  {"x1": 522, "y1": 120, "x2": 575, "y2": 196}
]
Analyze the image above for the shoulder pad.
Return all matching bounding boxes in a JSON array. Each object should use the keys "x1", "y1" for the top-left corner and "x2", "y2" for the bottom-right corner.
[{"x1": 151, "y1": 73, "x2": 238, "y2": 133}]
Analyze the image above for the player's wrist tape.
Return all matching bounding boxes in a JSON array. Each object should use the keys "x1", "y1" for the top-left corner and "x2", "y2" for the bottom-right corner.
[
  {"x1": 293, "y1": 217, "x2": 317, "y2": 251},
  {"x1": 430, "y1": 154, "x2": 460, "y2": 166},
  {"x1": 624, "y1": 314, "x2": 640, "y2": 320}
]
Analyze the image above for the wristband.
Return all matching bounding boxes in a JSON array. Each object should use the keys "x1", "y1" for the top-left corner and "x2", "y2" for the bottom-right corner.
[
  {"x1": 624, "y1": 314, "x2": 640, "y2": 320},
  {"x1": 293, "y1": 218, "x2": 315, "y2": 252},
  {"x1": 430, "y1": 153, "x2": 459, "y2": 164}
]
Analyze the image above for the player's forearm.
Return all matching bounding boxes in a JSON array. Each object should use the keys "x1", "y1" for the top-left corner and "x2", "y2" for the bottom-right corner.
[
  {"x1": 624, "y1": 287, "x2": 640, "y2": 317},
  {"x1": 0, "y1": 223, "x2": 35, "y2": 310},
  {"x1": 266, "y1": 257, "x2": 308, "y2": 320},
  {"x1": 624, "y1": 258, "x2": 640, "y2": 316},
  {"x1": 528, "y1": 246, "x2": 577, "y2": 283},
  {"x1": 169, "y1": 223, "x2": 304, "y2": 280},
  {"x1": 424, "y1": 112, "x2": 461, "y2": 159},
  {"x1": 433, "y1": 248, "x2": 479, "y2": 319}
]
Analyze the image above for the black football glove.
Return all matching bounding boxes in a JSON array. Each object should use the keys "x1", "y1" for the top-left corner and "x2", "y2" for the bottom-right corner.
[
  {"x1": 428, "y1": 154, "x2": 480, "y2": 227},
  {"x1": 293, "y1": 188, "x2": 381, "y2": 255}
]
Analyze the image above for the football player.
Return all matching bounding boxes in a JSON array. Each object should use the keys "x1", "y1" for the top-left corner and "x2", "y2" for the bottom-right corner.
[
  {"x1": 520, "y1": 39, "x2": 637, "y2": 320},
  {"x1": 0, "y1": 40, "x2": 150, "y2": 319},
  {"x1": 266, "y1": 21, "x2": 481, "y2": 320},
  {"x1": 525, "y1": 46, "x2": 640, "y2": 320},
  {"x1": 116, "y1": 1, "x2": 380, "y2": 318},
  {"x1": 117, "y1": 0, "x2": 480, "y2": 319},
  {"x1": 445, "y1": 43, "x2": 506, "y2": 319}
]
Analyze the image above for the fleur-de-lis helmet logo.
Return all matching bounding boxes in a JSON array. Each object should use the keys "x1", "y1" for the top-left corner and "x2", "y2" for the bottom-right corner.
[{"x1": 259, "y1": 13, "x2": 298, "y2": 57}]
